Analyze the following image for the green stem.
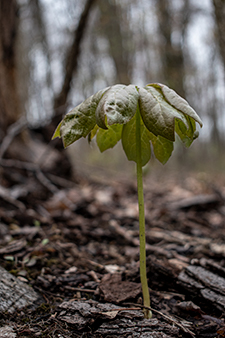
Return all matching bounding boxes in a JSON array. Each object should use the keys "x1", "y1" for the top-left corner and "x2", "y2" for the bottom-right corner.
[{"x1": 136, "y1": 105, "x2": 152, "y2": 319}]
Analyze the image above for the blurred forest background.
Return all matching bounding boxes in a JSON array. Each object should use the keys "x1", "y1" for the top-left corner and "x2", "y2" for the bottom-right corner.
[{"x1": 1, "y1": 0, "x2": 225, "y2": 183}]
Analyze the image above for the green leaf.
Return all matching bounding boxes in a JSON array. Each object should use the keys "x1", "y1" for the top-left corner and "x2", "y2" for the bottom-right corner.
[
  {"x1": 139, "y1": 86, "x2": 188, "y2": 142},
  {"x1": 52, "y1": 83, "x2": 202, "y2": 162},
  {"x1": 95, "y1": 84, "x2": 139, "y2": 129},
  {"x1": 96, "y1": 124, "x2": 122, "y2": 152},
  {"x1": 88, "y1": 124, "x2": 99, "y2": 143},
  {"x1": 122, "y1": 115, "x2": 151, "y2": 167},
  {"x1": 149, "y1": 133, "x2": 174, "y2": 164},
  {"x1": 175, "y1": 116, "x2": 198, "y2": 147},
  {"x1": 52, "y1": 121, "x2": 62, "y2": 140},
  {"x1": 151, "y1": 83, "x2": 203, "y2": 127},
  {"x1": 55, "y1": 87, "x2": 109, "y2": 147}
]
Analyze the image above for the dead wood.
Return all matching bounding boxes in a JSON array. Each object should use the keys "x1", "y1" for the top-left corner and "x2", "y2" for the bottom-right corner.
[
  {"x1": 0, "y1": 266, "x2": 40, "y2": 314},
  {"x1": 57, "y1": 299, "x2": 180, "y2": 337},
  {"x1": 168, "y1": 194, "x2": 222, "y2": 210},
  {"x1": 0, "y1": 325, "x2": 16, "y2": 338},
  {"x1": 178, "y1": 264, "x2": 225, "y2": 313}
]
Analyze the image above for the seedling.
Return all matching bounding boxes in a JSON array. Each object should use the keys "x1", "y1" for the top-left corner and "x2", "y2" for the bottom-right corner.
[{"x1": 53, "y1": 83, "x2": 202, "y2": 318}]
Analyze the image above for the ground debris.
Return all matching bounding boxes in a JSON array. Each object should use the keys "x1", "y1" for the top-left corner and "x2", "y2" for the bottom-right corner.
[
  {"x1": 168, "y1": 194, "x2": 222, "y2": 210},
  {"x1": 57, "y1": 299, "x2": 180, "y2": 337},
  {"x1": 99, "y1": 273, "x2": 142, "y2": 303},
  {"x1": 178, "y1": 263, "x2": 225, "y2": 313},
  {"x1": 1, "y1": 167, "x2": 225, "y2": 337}
]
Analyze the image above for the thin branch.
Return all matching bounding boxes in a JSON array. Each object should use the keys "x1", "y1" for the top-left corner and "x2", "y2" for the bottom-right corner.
[
  {"x1": 0, "y1": 185, "x2": 26, "y2": 210},
  {"x1": 35, "y1": 170, "x2": 58, "y2": 194},
  {"x1": 0, "y1": 116, "x2": 27, "y2": 159},
  {"x1": 0, "y1": 158, "x2": 77, "y2": 211},
  {"x1": 0, "y1": 158, "x2": 58, "y2": 193}
]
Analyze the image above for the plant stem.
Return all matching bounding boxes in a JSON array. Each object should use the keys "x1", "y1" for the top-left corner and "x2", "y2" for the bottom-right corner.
[{"x1": 136, "y1": 105, "x2": 152, "y2": 319}]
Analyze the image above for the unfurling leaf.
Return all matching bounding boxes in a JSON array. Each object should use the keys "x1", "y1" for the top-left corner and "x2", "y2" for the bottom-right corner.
[
  {"x1": 153, "y1": 83, "x2": 202, "y2": 127},
  {"x1": 95, "y1": 84, "x2": 139, "y2": 129},
  {"x1": 175, "y1": 116, "x2": 197, "y2": 147},
  {"x1": 52, "y1": 87, "x2": 109, "y2": 147},
  {"x1": 53, "y1": 83, "x2": 202, "y2": 166}
]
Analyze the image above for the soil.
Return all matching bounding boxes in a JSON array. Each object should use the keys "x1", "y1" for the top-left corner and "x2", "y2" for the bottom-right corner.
[{"x1": 0, "y1": 160, "x2": 225, "y2": 337}]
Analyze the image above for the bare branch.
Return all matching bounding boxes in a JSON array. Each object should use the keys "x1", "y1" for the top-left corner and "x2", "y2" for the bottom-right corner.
[{"x1": 0, "y1": 116, "x2": 27, "y2": 159}]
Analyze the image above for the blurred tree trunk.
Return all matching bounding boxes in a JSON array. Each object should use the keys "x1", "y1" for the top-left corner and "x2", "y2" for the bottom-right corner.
[
  {"x1": 156, "y1": 0, "x2": 192, "y2": 165},
  {"x1": 0, "y1": 0, "x2": 97, "y2": 181},
  {"x1": 213, "y1": 0, "x2": 225, "y2": 71},
  {"x1": 0, "y1": 0, "x2": 22, "y2": 140},
  {"x1": 0, "y1": 0, "x2": 36, "y2": 168},
  {"x1": 98, "y1": 0, "x2": 132, "y2": 85},
  {"x1": 40, "y1": 0, "x2": 97, "y2": 148},
  {"x1": 210, "y1": 0, "x2": 225, "y2": 150},
  {"x1": 29, "y1": 0, "x2": 53, "y2": 92},
  {"x1": 54, "y1": 0, "x2": 97, "y2": 110},
  {"x1": 156, "y1": 0, "x2": 191, "y2": 98}
]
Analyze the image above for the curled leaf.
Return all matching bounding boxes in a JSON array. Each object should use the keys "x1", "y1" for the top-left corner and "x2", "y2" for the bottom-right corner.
[
  {"x1": 54, "y1": 87, "x2": 109, "y2": 147},
  {"x1": 152, "y1": 83, "x2": 203, "y2": 128},
  {"x1": 139, "y1": 83, "x2": 203, "y2": 143},
  {"x1": 95, "y1": 84, "x2": 139, "y2": 129},
  {"x1": 139, "y1": 85, "x2": 188, "y2": 142},
  {"x1": 175, "y1": 115, "x2": 198, "y2": 147},
  {"x1": 52, "y1": 83, "x2": 202, "y2": 166}
]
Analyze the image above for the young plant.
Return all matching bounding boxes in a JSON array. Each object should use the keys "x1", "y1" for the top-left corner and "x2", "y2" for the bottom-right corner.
[{"x1": 52, "y1": 83, "x2": 202, "y2": 319}]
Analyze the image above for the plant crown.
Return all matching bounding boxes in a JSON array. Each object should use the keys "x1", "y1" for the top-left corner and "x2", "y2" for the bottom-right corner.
[{"x1": 53, "y1": 83, "x2": 203, "y2": 166}]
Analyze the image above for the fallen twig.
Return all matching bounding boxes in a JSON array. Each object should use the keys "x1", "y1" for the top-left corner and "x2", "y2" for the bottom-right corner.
[
  {"x1": 0, "y1": 185, "x2": 26, "y2": 210},
  {"x1": 63, "y1": 286, "x2": 96, "y2": 293},
  {"x1": 0, "y1": 158, "x2": 58, "y2": 194},
  {"x1": 0, "y1": 117, "x2": 27, "y2": 159},
  {"x1": 0, "y1": 116, "x2": 60, "y2": 196}
]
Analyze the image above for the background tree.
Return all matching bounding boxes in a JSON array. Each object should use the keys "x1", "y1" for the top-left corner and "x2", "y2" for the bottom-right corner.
[
  {"x1": 155, "y1": 0, "x2": 192, "y2": 98},
  {"x1": 54, "y1": 0, "x2": 97, "y2": 110},
  {"x1": 0, "y1": 0, "x2": 21, "y2": 139},
  {"x1": 0, "y1": 0, "x2": 224, "y2": 175},
  {"x1": 98, "y1": 0, "x2": 133, "y2": 85},
  {"x1": 213, "y1": 0, "x2": 225, "y2": 72}
]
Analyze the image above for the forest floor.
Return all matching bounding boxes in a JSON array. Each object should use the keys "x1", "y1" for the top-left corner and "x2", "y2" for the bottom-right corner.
[{"x1": 0, "y1": 163, "x2": 225, "y2": 337}]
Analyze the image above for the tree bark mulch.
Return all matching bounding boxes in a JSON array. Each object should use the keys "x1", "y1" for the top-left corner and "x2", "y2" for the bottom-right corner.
[{"x1": 0, "y1": 168, "x2": 225, "y2": 337}]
